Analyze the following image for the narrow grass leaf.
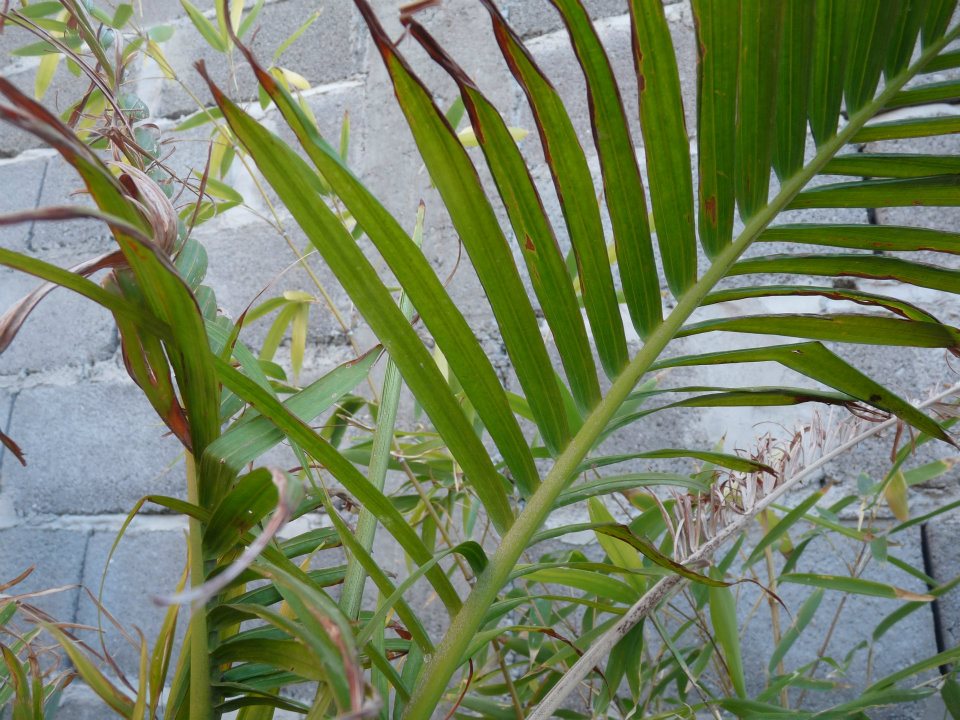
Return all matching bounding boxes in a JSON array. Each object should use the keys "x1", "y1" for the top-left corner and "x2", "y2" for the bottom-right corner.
[
  {"x1": 782, "y1": 573, "x2": 934, "y2": 601},
  {"x1": 709, "y1": 585, "x2": 746, "y2": 697}
]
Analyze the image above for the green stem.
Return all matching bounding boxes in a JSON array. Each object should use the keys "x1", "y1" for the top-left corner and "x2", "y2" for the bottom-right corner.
[
  {"x1": 186, "y1": 452, "x2": 214, "y2": 720},
  {"x1": 401, "y1": 25, "x2": 960, "y2": 719},
  {"x1": 340, "y1": 202, "x2": 425, "y2": 620}
]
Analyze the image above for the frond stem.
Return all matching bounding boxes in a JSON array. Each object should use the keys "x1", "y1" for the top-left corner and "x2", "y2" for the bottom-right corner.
[{"x1": 404, "y1": 21, "x2": 960, "y2": 720}]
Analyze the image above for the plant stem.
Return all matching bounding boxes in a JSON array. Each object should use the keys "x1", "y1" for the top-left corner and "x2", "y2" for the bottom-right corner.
[
  {"x1": 340, "y1": 203, "x2": 424, "y2": 620},
  {"x1": 185, "y1": 452, "x2": 213, "y2": 720},
  {"x1": 401, "y1": 24, "x2": 960, "y2": 718}
]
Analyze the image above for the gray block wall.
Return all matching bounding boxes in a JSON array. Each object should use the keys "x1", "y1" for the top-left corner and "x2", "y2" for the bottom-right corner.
[{"x1": 1, "y1": 0, "x2": 959, "y2": 716}]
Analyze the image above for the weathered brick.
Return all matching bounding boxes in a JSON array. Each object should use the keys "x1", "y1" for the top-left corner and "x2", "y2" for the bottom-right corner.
[
  {"x1": 0, "y1": 525, "x2": 89, "y2": 623},
  {"x1": 5, "y1": 381, "x2": 184, "y2": 515}
]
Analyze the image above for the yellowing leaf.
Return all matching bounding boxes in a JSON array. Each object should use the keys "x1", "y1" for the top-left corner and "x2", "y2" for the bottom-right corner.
[
  {"x1": 283, "y1": 290, "x2": 314, "y2": 303},
  {"x1": 884, "y1": 470, "x2": 910, "y2": 522},
  {"x1": 34, "y1": 52, "x2": 60, "y2": 100},
  {"x1": 457, "y1": 125, "x2": 528, "y2": 148},
  {"x1": 277, "y1": 67, "x2": 310, "y2": 91}
]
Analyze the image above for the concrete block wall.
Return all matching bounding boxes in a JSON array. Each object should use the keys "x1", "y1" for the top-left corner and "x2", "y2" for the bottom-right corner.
[{"x1": 1, "y1": 1, "x2": 959, "y2": 716}]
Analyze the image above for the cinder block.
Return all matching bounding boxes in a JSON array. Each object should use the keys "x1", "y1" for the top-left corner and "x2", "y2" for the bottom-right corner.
[
  {"x1": 0, "y1": 61, "x2": 87, "y2": 156},
  {"x1": 0, "y1": 525, "x2": 89, "y2": 623},
  {"x1": 501, "y1": 0, "x2": 683, "y2": 39},
  {"x1": 195, "y1": 215, "x2": 358, "y2": 349},
  {"x1": 0, "y1": 267, "x2": 117, "y2": 376},
  {"x1": 0, "y1": 152, "x2": 49, "y2": 252},
  {"x1": 5, "y1": 382, "x2": 184, "y2": 515},
  {"x1": 152, "y1": 0, "x2": 361, "y2": 118},
  {"x1": 29, "y1": 155, "x2": 116, "y2": 260},
  {"x1": 0, "y1": 154, "x2": 118, "y2": 375},
  {"x1": 925, "y1": 509, "x2": 960, "y2": 649},
  {"x1": 75, "y1": 526, "x2": 187, "y2": 676},
  {"x1": 136, "y1": 0, "x2": 216, "y2": 26}
]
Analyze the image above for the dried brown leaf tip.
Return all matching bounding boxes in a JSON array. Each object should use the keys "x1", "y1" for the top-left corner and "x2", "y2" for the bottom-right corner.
[{"x1": 1, "y1": 428, "x2": 26, "y2": 467}]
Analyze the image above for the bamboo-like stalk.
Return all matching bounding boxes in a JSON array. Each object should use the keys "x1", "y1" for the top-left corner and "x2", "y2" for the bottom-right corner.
[
  {"x1": 401, "y1": 25, "x2": 960, "y2": 718},
  {"x1": 529, "y1": 381, "x2": 960, "y2": 718},
  {"x1": 340, "y1": 202, "x2": 425, "y2": 620},
  {"x1": 185, "y1": 453, "x2": 213, "y2": 720}
]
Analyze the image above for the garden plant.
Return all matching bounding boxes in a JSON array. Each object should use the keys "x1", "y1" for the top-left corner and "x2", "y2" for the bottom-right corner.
[{"x1": 2, "y1": 0, "x2": 960, "y2": 718}]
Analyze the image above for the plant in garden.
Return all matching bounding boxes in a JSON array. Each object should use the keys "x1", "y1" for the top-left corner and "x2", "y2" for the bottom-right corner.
[{"x1": 3, "y1": 0, "x2": 960, "y2": 718}]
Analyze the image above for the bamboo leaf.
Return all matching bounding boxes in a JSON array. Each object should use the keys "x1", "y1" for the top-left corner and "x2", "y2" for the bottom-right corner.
[
  {"x1": 629, "y1": 0, "x2": 697, "y2": 292},
  {"x1": 180, "y1": 0, "x2": 227, "y2": 52},
  {"x1": 747, "y1": 488, "x2": 826, "y2": 566},
  {"x1": 781, "y1": 573, "x2": 934, "y2": 601},
  {"x1": 595, "y1": 524, "x2": 728, "y2": 586},
  {"x1": 768, "y1": 588, "x2": 824, "y2": 673}
]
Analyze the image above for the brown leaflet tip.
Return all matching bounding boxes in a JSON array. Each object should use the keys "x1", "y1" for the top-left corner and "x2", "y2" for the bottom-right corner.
[{"x1": 0, "y1": 429, "x2": 26, "y2": 467}]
